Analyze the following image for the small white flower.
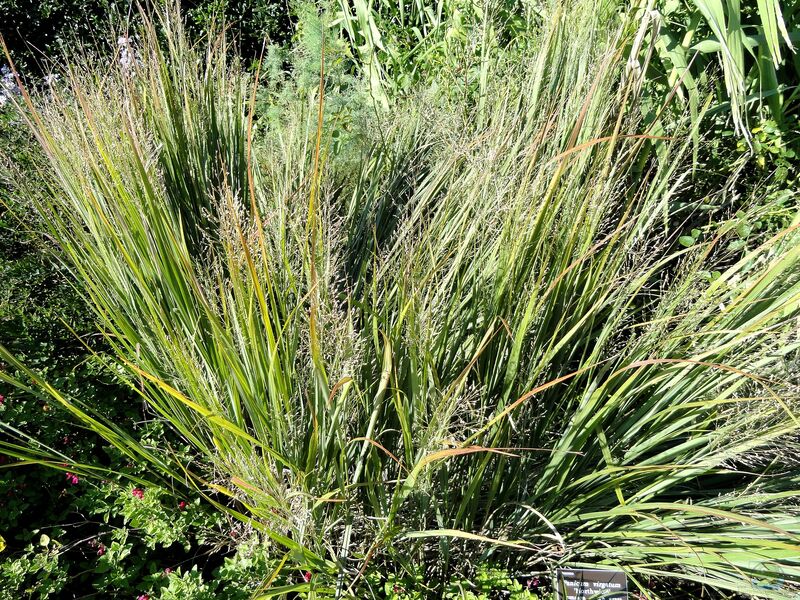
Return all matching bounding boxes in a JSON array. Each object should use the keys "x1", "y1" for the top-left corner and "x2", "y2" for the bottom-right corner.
[
  {"x1": 120, "y1": 50, "x2": 133, "y2": 71},
  {"x1": 1, "y1": 66, "x2": 17, "y2": 87},
  {"x1": 116, "y1": 35, "x2": 139, "y2": 74},
  {"x1": 0, "y1": 65, "x2": 20, "y2": 104}
]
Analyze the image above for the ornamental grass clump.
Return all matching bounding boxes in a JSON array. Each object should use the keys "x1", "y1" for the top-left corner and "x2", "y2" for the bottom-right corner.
[{"x1": 2, "y1": 1, "x2": 800, "y2": 597}]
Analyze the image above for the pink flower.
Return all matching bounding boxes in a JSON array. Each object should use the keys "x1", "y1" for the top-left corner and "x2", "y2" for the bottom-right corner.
[
  {"x1": 524, "y1": 576, "x2": 542, "y2": 592},
  {"x1": 178, "y1": 501, "x2": 187, "y2": 510},
  {"x1": 303, "y1": 571, "x2": 312, "y2": 583},
  {"x1": 97, "y1": 544, "x2": 106, "y2": 556},
  {"x1": 0, "y1": 394, "x2": 4, "y2": 405},
  {"x1": 164, "y1": 567, "x2": 172, "y2": 575},
  {"x1": 137, "y1": 595, "x2": 150, "y2": 600},
  {"x1": 131, "y1": 488, "x2": 144, "y2": 499},
  {"x1": 65, "y1": 472, "x2": 79, "y2": 485}
]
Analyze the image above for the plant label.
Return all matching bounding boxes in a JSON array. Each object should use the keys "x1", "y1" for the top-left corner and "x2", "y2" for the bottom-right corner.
[{"x1": 556, "y1": 568, "x2": 628, "y2": 599}]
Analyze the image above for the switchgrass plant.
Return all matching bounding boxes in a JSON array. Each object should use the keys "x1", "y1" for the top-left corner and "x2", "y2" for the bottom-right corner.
[{"x1": 2, "y1": 1, "x2": 800, "y2": 597}]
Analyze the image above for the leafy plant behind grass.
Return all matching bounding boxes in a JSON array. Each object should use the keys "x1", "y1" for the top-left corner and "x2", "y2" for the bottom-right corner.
[
  {"x1": 1, "y1": 1, "x2": 800, "y2": 598},
  {"x1": 635, "y1": 0, "x2": 799, "y2": 137}
]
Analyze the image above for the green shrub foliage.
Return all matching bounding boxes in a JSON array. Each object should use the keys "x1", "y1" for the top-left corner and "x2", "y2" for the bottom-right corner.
[{"x1": 0, "y1": 0, "x2": 292, "y2": 75}]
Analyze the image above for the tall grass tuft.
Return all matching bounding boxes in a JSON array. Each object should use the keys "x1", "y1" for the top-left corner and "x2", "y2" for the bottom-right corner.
[{"x1": 2, "y1": 1, "x2": 800, "y2": 597}]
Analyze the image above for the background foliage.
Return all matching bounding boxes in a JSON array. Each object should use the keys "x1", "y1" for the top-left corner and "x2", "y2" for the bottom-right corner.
[{"x1": 0, "y1": 0, "x2": 292, "y2": 75}]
